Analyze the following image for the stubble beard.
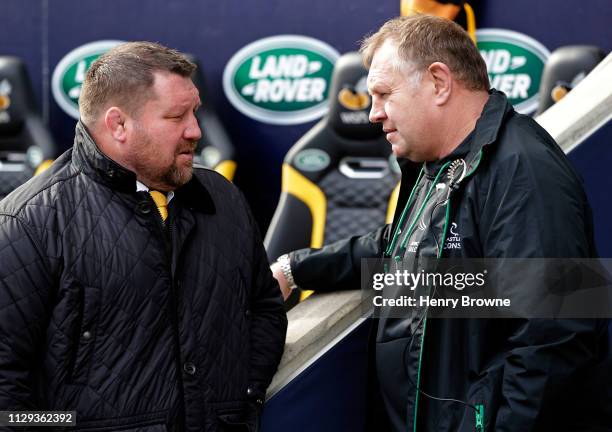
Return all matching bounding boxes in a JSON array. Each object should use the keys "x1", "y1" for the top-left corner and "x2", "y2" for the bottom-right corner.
[
  {"x1": 160, "y1": 157, "x2": 194, "y2": 189},
  {"x1": 130, "y1": 125, "x2": 196, "y2": 191}
]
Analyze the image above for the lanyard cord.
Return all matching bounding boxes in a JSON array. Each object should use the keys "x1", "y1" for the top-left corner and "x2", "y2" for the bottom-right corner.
[
  {"x1": 384, "y1": 167, "x2": 425, "y2": 257},
  {"x1": 400, "y1": 152, "x2": 486, "y2": 430},
  {"x1": 395, "y1": 160, "x2": 452, "y2": 259},
  {"x1": 386, "y1": 151, "x2": 485, "y2": 430}
]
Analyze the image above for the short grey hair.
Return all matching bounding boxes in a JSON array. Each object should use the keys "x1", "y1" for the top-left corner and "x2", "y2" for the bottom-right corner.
[{"x1": 360, "y1": 15, "x2": 489, "y2": 91}]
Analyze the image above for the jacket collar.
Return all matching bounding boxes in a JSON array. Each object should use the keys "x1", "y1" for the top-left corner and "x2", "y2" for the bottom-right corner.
[
  {"x1": 469, "y1": 89, "x2": 513, "y2": 152},
  {"x1": 402, "y1": 89, "x2": 513, "y2": 178},
  {"x1": 72, "y1": 121, "x2": 215, "y2": 214}
]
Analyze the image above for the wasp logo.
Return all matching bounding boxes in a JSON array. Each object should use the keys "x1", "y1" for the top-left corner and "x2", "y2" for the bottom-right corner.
[
  {"x1": 0, "y1": 79, "x2": 12, "y2": 123},
  {"x1": 0, "y1": 79, "x2": 12, "y2": 109},
  {"x1": 0, "y1": 95, "x2": 10, "y2": 110},
  {"x1": 338, "y1": 87, "x2": 369, "y2": 110},
  {"x1": 337, "y1": 76, "x2": 370, "y2": 111}
]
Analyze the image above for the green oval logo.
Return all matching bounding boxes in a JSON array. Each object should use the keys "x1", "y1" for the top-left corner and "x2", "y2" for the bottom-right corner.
[
  {"x1": 477, "y1": 29, "x2": 550, "y2": 114},
  {"x1": 223, "y1": 35, "x2": 339, "y2": 125},
  {"x1": 52, "y1": 40, "x2": 123, "y2": 119},
  {"x1": 294, "y1": 149, "x2": 330, "y2": 172}
]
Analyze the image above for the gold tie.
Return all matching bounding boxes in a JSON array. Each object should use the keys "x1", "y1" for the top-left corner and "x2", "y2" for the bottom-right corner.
[{"x1": 149, "y1": 190, "x2": 168, "y2": 222}]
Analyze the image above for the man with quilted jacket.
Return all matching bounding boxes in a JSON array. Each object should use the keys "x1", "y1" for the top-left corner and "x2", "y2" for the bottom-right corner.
[{"x1": 0, "y1": 42, "x2": 287, "y2": 431}]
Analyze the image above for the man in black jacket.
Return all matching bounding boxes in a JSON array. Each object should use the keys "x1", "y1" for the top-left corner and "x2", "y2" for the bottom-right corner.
[
  {"x1": 0, "y1": 42, "x2": 287, "y2": 431},
  {"x1": 272, "y1": 15, "x2": 610, "y2": 431}
]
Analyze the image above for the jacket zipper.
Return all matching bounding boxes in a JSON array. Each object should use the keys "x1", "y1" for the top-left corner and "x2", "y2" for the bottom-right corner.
[
  {"x1": 167, "y1": 214, "x2": 186, "y2": 431},
  {"x1": 152, "y1": 197, "x2": 186, "y2": 431},
  {"x1": 475, "y1": 403, "x2": 484, "y2": 432},
  {"x1": 413, "y1": 317, "x2": 427, "y2": 432},
  {"x1": 412, "y1": 180, "x2": 454, "y2": 432},
  {"x1": 409, "y1": 154, "x2": 481, "y2": 431}
]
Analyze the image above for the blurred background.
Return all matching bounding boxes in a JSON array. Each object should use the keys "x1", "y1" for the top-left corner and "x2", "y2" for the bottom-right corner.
[{"x1": 1, "y1": 0, "x2": 611, "y2": 251}]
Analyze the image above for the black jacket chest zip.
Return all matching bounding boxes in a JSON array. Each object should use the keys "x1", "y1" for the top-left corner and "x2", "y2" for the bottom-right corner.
[{"x1": 135, "y1": 191, "x2": 187, "y2": 430}]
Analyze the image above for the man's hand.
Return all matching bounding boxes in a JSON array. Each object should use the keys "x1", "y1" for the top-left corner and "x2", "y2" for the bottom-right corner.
[{"x1": 271, "y1": 261, "x2": 292, "y2": 301}]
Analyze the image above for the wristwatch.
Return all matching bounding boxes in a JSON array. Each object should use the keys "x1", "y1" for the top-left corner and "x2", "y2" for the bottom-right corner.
[{"x1": 277, "y1": 254, "x2": 298, "y2": 290}]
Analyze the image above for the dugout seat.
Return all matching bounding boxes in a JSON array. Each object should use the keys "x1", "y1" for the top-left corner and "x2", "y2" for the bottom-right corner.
[
  {"x1": 0, "y1": 56, "x2": 57, "y2": 200},
  {"x1": 264, "y1": 52, "x2": 408, "y2": 302},
  {"x1": 536, "y1": 45, "x2": 607, "y2": 115}
]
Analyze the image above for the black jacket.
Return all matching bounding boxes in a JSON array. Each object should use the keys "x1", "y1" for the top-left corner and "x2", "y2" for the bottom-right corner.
[
  {"x1": 290, "y1": 91, "x2": 610, "y2": 431},
  {"x1": 0, "y1": 122, "x2": 287, "y2": 431}
]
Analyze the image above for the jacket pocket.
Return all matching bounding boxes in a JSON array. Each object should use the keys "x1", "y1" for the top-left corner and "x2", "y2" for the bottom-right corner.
[
  {"x1": 67, "y1": 284, "x2": 99, "y2": 384},
  {"x1": 467, "y1": 365, "x2": 503, "y2": 431},
  {"x1": 231, "y1": 267, "x2": 250, "y2": 337},
  {"x1": 208, "y1": 400, "x2": 258, "y2": 432}
]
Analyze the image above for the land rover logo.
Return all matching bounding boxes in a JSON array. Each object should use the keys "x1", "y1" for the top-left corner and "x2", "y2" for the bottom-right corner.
[
  {"x1": 52, "y1": 40, "x2": 123, "y2": 119},
  {"x1": 223, "y1": 35, "x2": 339, "y2": 125},
  {"x1": 294, "y1": 149, "x2": 330, "y2": 172},
  {"x1": 477, "y1": 29, "x2": 550, "y2": 114}
]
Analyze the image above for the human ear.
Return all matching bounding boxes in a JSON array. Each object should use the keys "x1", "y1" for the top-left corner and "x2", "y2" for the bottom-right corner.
[
  {"x1": 104, "y1": 107, "x2": 127, "y2": 143},
  {"x1": 427, "y1": 62, "x2": 452, "y2": 105}
]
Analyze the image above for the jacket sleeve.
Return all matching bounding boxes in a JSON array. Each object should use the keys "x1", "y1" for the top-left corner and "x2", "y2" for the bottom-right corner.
[
  {"x1": 478, "y1": 141, "x2": 607, "y2": 430},
  {"x1": 0, "y1": 215, "x2": 53, "y2": 411},
  {"x1": 289, "y1": 225, "x2": 390, "y2": 292},
  {"x1": 243, "y1": 203, "x2": 288, "y2": 402}
]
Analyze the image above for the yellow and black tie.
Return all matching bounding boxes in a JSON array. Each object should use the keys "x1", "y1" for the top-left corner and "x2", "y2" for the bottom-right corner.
[{"x1": 149, "y1": 190, "x2": 168, "y2": 222}]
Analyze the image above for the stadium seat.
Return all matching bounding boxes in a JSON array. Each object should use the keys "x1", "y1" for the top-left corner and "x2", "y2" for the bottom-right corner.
[
  {"x1": 0, "y1": 56, "x2": 57, "y2": 200},
  {"x1": 264, "y1": 52, "x2": 406, "y2": 302},
  {"x1": 536, "y1": 45, "x2": 607, "y2": 115}
]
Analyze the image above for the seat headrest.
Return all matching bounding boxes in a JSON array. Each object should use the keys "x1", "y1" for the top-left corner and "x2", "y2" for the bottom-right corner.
[
  {"x1": 326, "y1": 52, "x2": 382, "y2": 141},
  {"x1": 536, "y1": 45, "x2": 606, "y2": 115},
  {"x1": 0, "y1": 57, "x2": 38, "y2": 135}
]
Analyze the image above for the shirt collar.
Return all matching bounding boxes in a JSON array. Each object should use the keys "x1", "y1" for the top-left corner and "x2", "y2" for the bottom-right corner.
[{"x1": 136, "y1": 181, "x2": 175, "y2": 204}]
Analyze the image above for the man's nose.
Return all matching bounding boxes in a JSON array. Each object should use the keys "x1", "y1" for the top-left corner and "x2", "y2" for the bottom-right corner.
[
  {"x1": 185, "y1": 113, "x2": 202, "y2": 141},
  {"x1": 369, "y1": 98, "x2": 386, "y2": 123}
]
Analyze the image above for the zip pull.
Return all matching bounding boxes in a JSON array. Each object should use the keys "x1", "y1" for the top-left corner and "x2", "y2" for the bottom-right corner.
[{"x1": 475, "y1": 404, "x2": 484, "y2": 432}]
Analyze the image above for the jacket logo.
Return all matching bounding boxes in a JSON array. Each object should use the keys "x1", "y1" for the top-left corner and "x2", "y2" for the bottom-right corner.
[
  {"x1": 444, "y1": 222, "x2": 462, "y2": 250},
  {"x1": 407, "y1": 241, "x2": 419, "y2": 253}
]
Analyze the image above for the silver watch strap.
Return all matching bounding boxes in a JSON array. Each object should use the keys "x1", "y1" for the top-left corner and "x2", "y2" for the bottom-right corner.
[{"x1": 277, "y1": 254, "x2": 298, "y2": 290}]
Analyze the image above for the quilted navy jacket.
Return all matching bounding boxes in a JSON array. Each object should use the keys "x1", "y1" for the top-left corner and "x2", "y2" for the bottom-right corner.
[{"x1": 0, "y1": 122, "x2": 287, "y2": 431}]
